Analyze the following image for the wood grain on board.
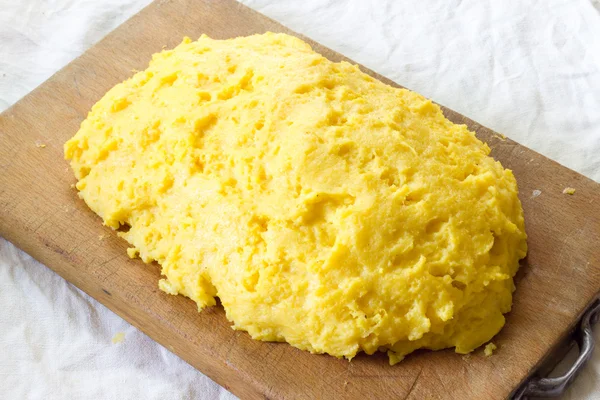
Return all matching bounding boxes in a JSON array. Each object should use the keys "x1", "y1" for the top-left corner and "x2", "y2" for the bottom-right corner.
[{"x1": 0, "y1": 0, "x2": 599, "y2": 398}]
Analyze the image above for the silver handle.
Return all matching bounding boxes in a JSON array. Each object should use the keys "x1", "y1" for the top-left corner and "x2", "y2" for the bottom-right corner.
[{"x1": 513, "y1": 299, "x2": 600, "y2": 399}]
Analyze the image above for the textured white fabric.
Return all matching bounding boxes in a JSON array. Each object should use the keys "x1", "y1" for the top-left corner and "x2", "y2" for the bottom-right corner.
[{"x1": 1, "y1": 0, "x2": 598, "y2": 399}]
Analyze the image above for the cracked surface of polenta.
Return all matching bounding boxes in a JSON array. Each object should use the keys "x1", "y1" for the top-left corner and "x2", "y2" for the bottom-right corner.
[{"x1": 65, "y1": 33, "x2": 527, "y2": 364}]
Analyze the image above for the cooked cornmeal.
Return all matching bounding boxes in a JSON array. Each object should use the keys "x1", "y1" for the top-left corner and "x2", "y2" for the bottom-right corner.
[{"x1": 65, "y1": 33, "x2": 527, "y2": 364}]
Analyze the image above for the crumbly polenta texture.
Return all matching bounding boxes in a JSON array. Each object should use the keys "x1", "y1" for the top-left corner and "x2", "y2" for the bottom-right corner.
[{"x1": 65, "y1": 33, "x2": 527, "y2": 364}]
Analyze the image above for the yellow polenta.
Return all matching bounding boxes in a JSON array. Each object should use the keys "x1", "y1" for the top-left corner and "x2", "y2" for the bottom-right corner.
[{"x1": 65, "y1": 33, "x2": 527, "y2": 363}]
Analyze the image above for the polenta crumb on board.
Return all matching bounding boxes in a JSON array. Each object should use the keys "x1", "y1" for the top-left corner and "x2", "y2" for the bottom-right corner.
[{"x1": 484, "y1": 342, "x2": 497, "y2": 357}]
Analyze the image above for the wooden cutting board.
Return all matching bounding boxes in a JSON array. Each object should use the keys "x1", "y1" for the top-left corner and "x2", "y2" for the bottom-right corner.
[{"x1": 1, "y1": 0, "x2": 599, "y2": 398}]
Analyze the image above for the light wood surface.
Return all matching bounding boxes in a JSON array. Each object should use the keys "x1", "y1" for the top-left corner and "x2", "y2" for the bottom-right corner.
[{"x1": 0, "y1": 0, "x2": 599, "y2": 398}]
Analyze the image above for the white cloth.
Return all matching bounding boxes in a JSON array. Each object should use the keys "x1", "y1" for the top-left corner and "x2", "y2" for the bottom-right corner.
[{"x1": 1, "y1": 0, "x2": 598, "y2": 399}]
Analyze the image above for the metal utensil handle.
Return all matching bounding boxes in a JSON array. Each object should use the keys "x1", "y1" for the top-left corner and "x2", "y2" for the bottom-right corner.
[{"x1": 513, "y1": 299, "x2": 600, "y2": 399}]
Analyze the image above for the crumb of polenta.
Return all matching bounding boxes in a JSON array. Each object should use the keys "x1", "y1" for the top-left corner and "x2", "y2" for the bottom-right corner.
[
  {"x1": 563, "y1": 187, "x2": 576, "y2": 195},
  {"x1": 484, "y1": 342, "x2": 497, "y2": 357},
  {"x1": 112, "y1": 332, "x2": 125, "y2": 344},
  {"x1": 126, "y1": 248, "x2": 139, "y2": 259}
]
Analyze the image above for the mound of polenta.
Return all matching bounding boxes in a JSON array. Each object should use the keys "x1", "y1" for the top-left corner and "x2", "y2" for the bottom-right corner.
[{"x1": 65, "y1": 33, "x2": 527, "y2": 363}]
